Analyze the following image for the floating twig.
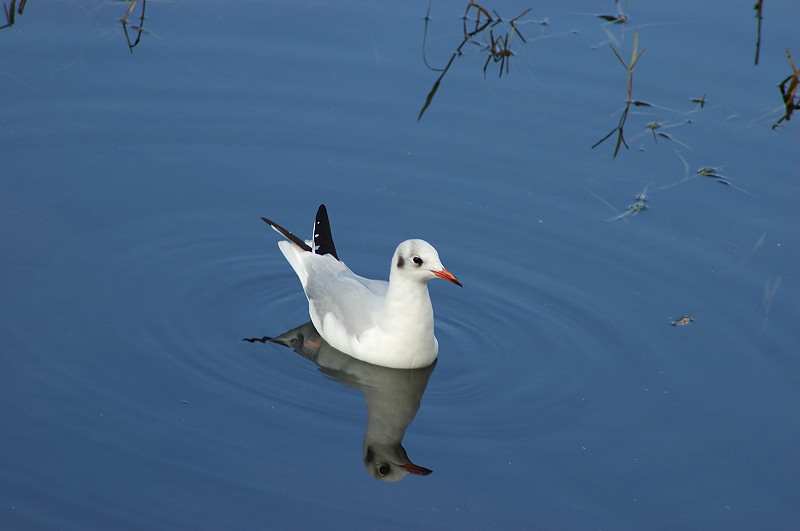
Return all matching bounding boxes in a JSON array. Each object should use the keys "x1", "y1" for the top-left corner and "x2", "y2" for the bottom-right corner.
[
  {"x1": 491, "y1": 7, "x2": 531, "y2": 43},
  {"x1": 753, "y1": 0, "x2": 764, "y2": 65},
  {"x1": 121, "y1": 0, "x2": 148, "y2": 53},
  {"x1": 0, "y1": 0, "x2": 26, "y2": 30},
  {"x1": 418, "y1": 1, "x2": 532, "y2": 120}
]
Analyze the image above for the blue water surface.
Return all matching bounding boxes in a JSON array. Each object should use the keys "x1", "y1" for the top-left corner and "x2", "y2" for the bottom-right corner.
[{"x1": 1, "y1": 1, "x2": 798, "y2": 529}]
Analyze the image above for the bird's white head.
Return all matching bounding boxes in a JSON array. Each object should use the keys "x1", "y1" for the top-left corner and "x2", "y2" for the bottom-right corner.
[{"x1": 390, "y1": 239, "x2": 462, "y2": 287}]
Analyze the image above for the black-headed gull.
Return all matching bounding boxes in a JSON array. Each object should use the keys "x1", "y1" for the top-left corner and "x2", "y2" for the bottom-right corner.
[{"x1": 261, "y1": 205, "x2": 461, "y2": 369}]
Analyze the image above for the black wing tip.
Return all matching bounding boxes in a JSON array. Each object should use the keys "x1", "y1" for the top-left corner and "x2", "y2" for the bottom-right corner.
[
  {"x1": 260, "y1": 216, "x2": 312, "y2": 252},
  {"x1": 313, "y1": 204, "x2": 338, "y2": 260},
  {"x1": 259, "y1": 205, "x2": 336, "y2": 258}
]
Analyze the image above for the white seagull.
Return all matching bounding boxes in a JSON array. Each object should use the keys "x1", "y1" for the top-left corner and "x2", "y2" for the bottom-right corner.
[{"x1": 261, "y1": 205, "x2": 461, "y2": 369}]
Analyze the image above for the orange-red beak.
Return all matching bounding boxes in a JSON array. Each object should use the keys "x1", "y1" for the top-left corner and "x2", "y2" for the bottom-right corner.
[
  {"x1": 432, "y1": 268, "x2": 462, "y2": 287},
  {"x1": 400, "y1": 462, "x2": 433, "y2": 476}
]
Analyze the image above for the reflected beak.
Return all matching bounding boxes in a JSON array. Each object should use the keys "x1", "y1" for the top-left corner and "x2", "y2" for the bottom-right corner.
[
  {"x1": 400, "y1": 462, "x2": 433, "y2": 476},
  {"x1": 432, "y1": 268, "x2": 462, "y2": 287}
]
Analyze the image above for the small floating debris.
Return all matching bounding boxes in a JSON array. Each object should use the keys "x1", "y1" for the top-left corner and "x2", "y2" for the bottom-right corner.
[
  {"x1": 584, "y1": 185, "x2": 651, "y2": 222},
  {"x1": 671, "y1": 316, "x2": 693, "y2": 326},
  {"x1": 698, "y1": 166, "x2": 723, "y2": 177},
  {"x1": 646, "y1": 118, "x2": 662, "y2": 141},
  {"x1": 690, "y1": 94, "x2": 707, "y2": 108},
  {"x1": 696, "y1": 166, "x2": 732, "y2": 185},
  {"x1": 656, "y1": 152, "x2": 752, "y2": 194},
  {"x1": 482, "y1": 30, "x2": 515, "y2": 78},
  {"x1": 598, "y1": 1, "x2": 627, "y2": 24},
  {"x1": 607, "y1": 188, "x2": 647, "y2": 221},
  {"x1": 598, "y1": 13, "x2": 627, "y2": 23},
  {"x1": 773, "y1": 49, "x2": 799, "y2": 129}
]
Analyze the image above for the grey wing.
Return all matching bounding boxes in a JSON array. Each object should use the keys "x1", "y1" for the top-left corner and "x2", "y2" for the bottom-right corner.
[
  {"x1": 352, "y1": 274, "x2": 389, "y2": 297},
  {"x1": 302, "y1": 256, "x2": 387, "y2": 337}
]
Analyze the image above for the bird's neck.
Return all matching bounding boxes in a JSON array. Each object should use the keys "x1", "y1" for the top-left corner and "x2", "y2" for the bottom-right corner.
[{"x1": 380, "y1": 277, "x2": 434, "y2": 336}]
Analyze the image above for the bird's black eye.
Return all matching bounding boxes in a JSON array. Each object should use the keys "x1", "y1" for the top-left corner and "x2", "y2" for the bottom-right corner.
[
  {"x1": 413, "y1": 256, "x2": 423, "y2": 266},
  {"x1": 377, "y1": 463, "x2": 390, "y2": 477}
]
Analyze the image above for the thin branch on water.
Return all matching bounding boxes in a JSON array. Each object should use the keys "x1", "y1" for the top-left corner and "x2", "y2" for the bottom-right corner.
[
  {"x1": 753, "y1": 0, "x2": 764, "y2": 65},
  {"x1": 121, "y1": 0, "x2": 149, "y2": 53},
  {"x1": 421, "y1": 1, "x2": 444, "y2": 72},
  {"x1": 418, "y1": 1, "x2": 532, "y2": 121},
  {"x1": 418, "y1": 1, "x2": 494, "y2": 120},
  {"x1": 0, "y1": 0, "x2": 26, "y2": 30}
]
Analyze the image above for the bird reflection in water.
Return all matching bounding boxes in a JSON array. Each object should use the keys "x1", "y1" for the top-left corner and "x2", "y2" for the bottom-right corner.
[{"x1": 246, "y1": 322, "x2": 436, "y2": 482}]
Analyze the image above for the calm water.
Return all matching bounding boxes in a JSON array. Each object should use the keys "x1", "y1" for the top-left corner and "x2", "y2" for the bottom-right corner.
[{"x1": 2, "y1": 0, "x2": 798, "y2": 528}]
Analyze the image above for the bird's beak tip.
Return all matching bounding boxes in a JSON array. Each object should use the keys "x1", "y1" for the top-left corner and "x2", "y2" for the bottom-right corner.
[{"x1": 433, "y1": 268, "x2": 462, "y2": 287}]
